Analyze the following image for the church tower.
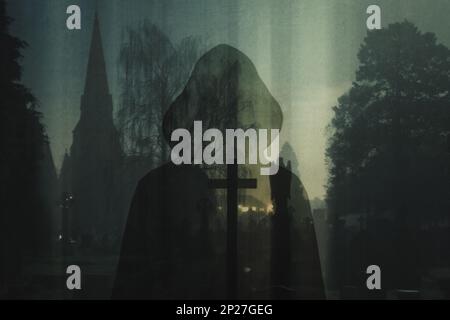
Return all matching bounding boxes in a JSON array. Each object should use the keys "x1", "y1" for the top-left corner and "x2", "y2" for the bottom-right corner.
[{"x1": 69, "y1": 13, "x2": 123, "y2": 240}]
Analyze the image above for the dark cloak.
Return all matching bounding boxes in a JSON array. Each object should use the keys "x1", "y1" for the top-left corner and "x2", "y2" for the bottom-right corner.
[{"x1": 113, "y1": 44, "x2": 325, "y2": 299}]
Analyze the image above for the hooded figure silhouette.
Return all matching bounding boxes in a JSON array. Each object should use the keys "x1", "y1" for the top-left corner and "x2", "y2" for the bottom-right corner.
[{"x1": 112, "y1": 44, "x2": 325, "y2": 299}]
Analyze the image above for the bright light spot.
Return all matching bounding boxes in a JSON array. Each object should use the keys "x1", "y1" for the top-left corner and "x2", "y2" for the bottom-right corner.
[{"x1": 266, "y1": 203, "x2": 274, "y2": 213}]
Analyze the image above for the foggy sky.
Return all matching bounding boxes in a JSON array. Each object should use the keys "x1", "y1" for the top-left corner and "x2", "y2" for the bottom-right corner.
[{"x1": 7, "y1": 0, "x2": 450, "y2": 198}]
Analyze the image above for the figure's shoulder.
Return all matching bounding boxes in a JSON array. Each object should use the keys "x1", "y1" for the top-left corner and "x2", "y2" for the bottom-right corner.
[{"x1": 278, "y1": 165, "x2": 311, "y2": 206}]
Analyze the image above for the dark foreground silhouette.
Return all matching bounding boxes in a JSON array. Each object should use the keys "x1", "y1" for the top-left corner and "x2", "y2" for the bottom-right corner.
[{"x1": 113, "y1": 45, "x2": 324, "y2": 299}]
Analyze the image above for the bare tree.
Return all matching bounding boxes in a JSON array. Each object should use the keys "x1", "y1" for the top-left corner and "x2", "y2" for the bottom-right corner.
[{"x1": 117, "y1": 21, "x2": 204, "y2": 165}]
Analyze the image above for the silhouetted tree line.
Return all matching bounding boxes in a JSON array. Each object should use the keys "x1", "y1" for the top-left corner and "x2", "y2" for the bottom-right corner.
[
  {"x1": 327, "y1": 21, "x2": 450, "y2": 296},
  {"x1": 0, "y1": 0, "x2": 50, "y2": 298}
]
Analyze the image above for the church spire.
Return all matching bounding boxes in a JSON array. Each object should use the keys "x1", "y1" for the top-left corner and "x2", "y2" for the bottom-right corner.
[
  {"x1": 69, "y1": 9, "x2": 123, "y2": 240},
  {"x1": 83, "y1": 11, "x2": 109, "y2": 97}
]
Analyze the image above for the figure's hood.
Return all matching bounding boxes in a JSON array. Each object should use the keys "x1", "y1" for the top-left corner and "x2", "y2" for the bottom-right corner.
[{"x1": 163, "y1": 44, "x2": 283, "y2": 143}]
